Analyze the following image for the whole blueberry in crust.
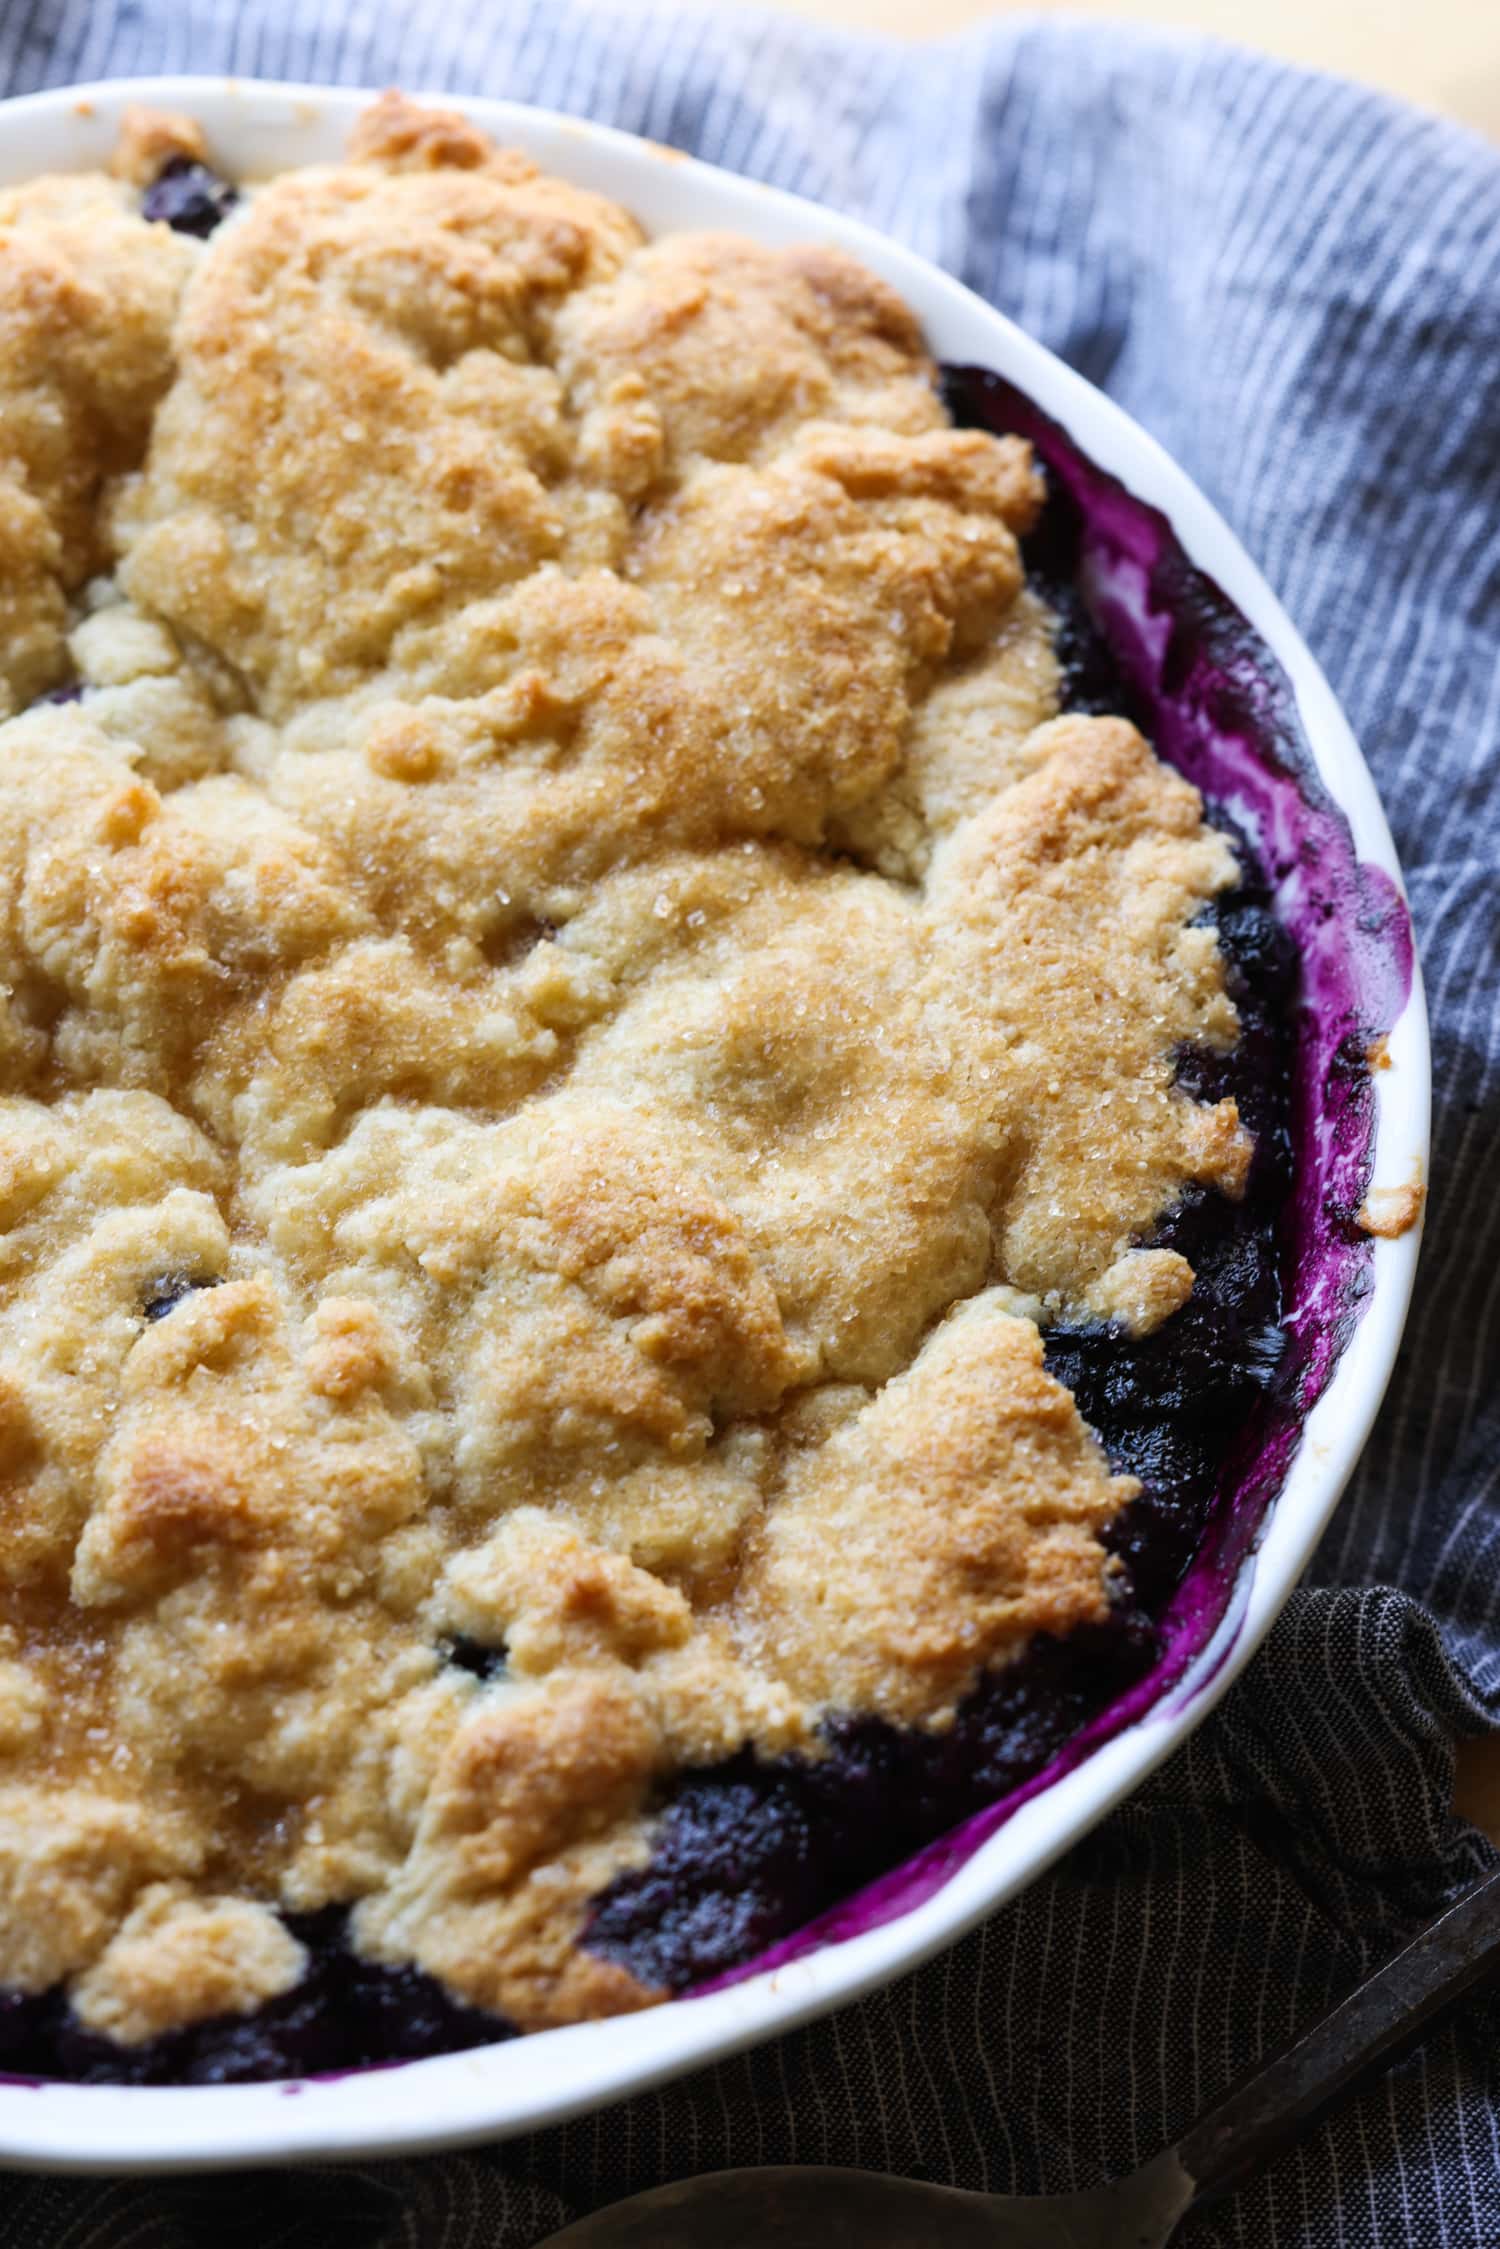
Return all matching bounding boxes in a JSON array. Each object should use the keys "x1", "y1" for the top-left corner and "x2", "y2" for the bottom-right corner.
[
  {"x1": 443, "y1": 1634, "x2": 509, "y2": 1683},
  {"x1": 141, "y1": 1275, "x2": 221, "y2": 1323},
  {"x1": 141, "y1": 155, "x2": 239, "y2": 239}
]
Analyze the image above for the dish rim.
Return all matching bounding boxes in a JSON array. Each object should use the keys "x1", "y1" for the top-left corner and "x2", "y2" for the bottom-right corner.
[{"x1": 0, "y1": 72, "x2": 1431, "y2": 2173}]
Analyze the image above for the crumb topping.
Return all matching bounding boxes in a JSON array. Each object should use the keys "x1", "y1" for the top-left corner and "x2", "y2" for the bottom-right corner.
[
  {"x1": 1358, "y1": 1179, "x2": 1425, "y2": 1238},
  {"x1": 70, "y1": 1886, "x2": 307, "y2": 2046},
  {"x1": 0, "y1": 97, "x2": 1250, "y2": 2044}
]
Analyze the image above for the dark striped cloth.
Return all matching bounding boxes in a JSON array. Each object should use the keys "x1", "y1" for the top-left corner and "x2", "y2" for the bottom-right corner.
[{"x1": 4, "y1": 6, "x2": 1500, "y2": 2243}]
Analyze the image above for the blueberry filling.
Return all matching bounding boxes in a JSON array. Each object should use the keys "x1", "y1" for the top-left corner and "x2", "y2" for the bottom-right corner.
[
  {"x1": 586, "y1": 1616, "x2": 1156, "y2": 1991},
  {"x1": 1023, "y1": 523, "x2": 1140, "y2": 722},
  {"x1": 32, "y1": 681, "x2": 83, "y2": 708},
  {"x1": 141, "y1": 155, "x2": 240, "y2": 240},
  {"x1": 141, "y1": 1274, "x2": 222, "y2": 1323},
  {"x1": 1045, "y1": 832, "x2": 1296, "y2": 1608},
  {"x1": 0, "y1": 1910, "x2": 510, "y2": 2086},
  {"x1": 941, "y1": 365, "x2": 1143, "y2": 727}
]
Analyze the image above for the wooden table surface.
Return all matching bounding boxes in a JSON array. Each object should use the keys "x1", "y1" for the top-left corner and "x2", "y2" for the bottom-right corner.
[{"x1": 691, "y1": 0, "x2": 1500, "y2": 1841}]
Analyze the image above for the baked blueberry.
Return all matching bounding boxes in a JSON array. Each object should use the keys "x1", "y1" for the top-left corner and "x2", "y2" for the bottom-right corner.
[
  {"x1": 142, "y1": 154, "x2": 239, "y2": 238},
  {"x1": 443, "y1": 1635, "x2": 509, "y2": 1682},
  {"x1": 141, "y1": 1275, "x2": 221, "y2": 1322}
]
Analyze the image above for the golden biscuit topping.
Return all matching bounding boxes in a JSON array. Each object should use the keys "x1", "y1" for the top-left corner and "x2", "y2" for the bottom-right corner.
[{"x1": 0, "y1": 97, "x2": 1249, "y2": 2047}]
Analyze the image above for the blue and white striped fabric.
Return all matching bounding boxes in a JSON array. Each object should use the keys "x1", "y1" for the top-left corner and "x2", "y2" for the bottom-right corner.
[{"x1": 4, "y1": 4, "x2": 1500, "y2": 2242}]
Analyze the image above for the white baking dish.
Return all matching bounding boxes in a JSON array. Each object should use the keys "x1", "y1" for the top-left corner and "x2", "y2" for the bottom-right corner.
[{"x1": 0, "y1": 76, "x2": 1428, "y2": 2172}]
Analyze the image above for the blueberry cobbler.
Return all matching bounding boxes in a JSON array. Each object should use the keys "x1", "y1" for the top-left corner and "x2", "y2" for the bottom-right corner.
[{"x1": 0, "y1": 95, "x2": 1303, "y2": 2083}]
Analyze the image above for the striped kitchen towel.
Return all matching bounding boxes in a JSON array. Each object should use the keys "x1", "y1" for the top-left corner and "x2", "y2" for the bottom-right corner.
[{"x1": 3, "y1": 3, "x2": 1499, "y2": 2242}]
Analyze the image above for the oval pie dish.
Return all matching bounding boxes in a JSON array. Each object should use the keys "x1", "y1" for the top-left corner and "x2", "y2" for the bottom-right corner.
[{"x1": 0, "y1": 77, "x2": 1428, "y2": 2171}]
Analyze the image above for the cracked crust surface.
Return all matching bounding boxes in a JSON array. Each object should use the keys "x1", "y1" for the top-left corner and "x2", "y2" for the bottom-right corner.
[{"x1": 0, "y1": 96, "x2": 1251, "y2": 2049}]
